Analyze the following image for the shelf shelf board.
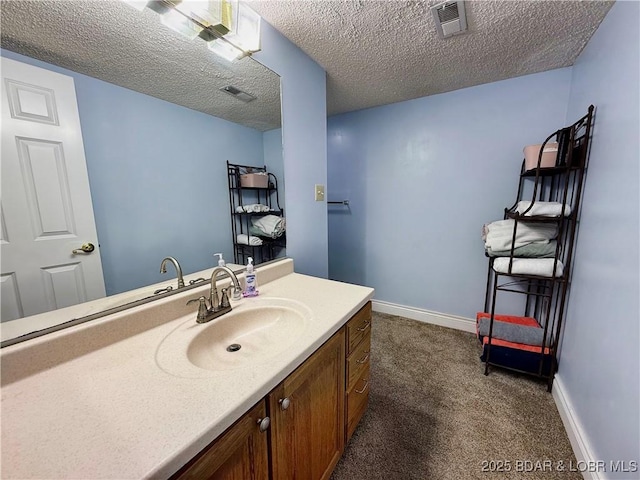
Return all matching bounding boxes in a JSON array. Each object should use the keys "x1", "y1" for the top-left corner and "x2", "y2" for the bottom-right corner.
[
  {"x1": 503, "y1": 211, "x2": 572, "y2": 222},
  {"x1": 233, "y1": 210, "x2": 284, "y2": 216},
  {"x1": 492, "y1": 269, "x2": 567, "y2": 283},
  {"x1": 229, "y1": 186, "x2": 275, "y2": 191},
  {"x1": 520, "y1": 165, "x2": 581, "y2": 177}
]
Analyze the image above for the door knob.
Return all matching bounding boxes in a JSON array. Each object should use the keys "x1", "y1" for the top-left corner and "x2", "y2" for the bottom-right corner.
[{"x1": 72, "y1": 243, "x2": 95, "y2": 254}]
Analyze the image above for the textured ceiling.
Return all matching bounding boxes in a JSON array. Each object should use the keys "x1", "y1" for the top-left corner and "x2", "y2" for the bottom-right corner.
[
  {"x1": 1, "y1": 1, "x2": 614, "y2": 125},
  {"x1": 248, "y1": 0, "x2": 614, "y2": 115},
  {"x1": 0, "y1": 0, "x2": 282, "y2": 131}
]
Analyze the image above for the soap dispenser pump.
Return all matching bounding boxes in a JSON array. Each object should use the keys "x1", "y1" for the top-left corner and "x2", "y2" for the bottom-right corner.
[
  {"x1": 214, "y1": 253, "x2": 225, "y2": 267},
  {"x1": 243, "y1": 257, "x2": 259, "y2": 297}
]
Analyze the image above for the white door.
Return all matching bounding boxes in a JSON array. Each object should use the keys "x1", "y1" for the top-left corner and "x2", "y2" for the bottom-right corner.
[{"x1": 1, "y1": 57, "x2": 106, "y2": 321}]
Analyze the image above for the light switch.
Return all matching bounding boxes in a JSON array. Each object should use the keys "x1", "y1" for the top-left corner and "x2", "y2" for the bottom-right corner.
[{"x1": 315, "y1": 184, "x2": 325, "y2": 202}]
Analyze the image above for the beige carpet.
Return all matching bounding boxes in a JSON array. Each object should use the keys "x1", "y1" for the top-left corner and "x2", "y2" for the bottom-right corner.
[{"x1": 331, "y1": 312, "x2": 581, "y2": 480}]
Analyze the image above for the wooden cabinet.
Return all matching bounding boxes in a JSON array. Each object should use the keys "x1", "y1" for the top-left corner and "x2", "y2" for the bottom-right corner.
[
  {"x1": 268, "y1": 330, "x2": 345, "y2": 480},
  {"x1": 172, "y1": 301, "x2": 372, "y2": 479},
  {"x1": 172, "y1": 400, "x2": 269, "y2": 480},
  {"x1": 344, "y1": 302, "x2": 372, "y2": 442}
]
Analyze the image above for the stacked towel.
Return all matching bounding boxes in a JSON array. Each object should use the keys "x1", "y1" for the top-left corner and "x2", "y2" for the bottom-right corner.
[
  {"x1": 493, "y1": 258, "x2": 564, "y2": 277},
  {"x1": 235, "y1": 204, "x2": 271, "y2": 213},
  {"x1": 236, "y1": 234, "x2": 263, "y2": 246},
  {"x1": 251, "y1": 215, "x2": 286, "y2": 239},
  {"x1": 486, "y1": 240, "x2": 558, "y2": 258},
  {"x1": 514, "y1": 201, "x2": 572, "y2": 217},
  {"x1": 482, "y1": 219, "x2": 557, "y2": 252},
  {"x1": 477, "y1": 317, "x2": 545, "y2": 346}
]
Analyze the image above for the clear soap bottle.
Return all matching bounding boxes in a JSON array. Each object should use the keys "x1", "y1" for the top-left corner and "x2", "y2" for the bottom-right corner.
[{"x1": 243, "y1": 257, "x2": 259, "y2": 297}]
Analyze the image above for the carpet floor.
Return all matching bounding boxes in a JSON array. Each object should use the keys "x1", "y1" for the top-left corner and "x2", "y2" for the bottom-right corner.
[{"x1": 331, "y1": 312, "x2": 581, "y2": 480}]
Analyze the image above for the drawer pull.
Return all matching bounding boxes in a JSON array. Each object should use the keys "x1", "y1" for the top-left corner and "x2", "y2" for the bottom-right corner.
[
  {"x1": 278, "y1": 397, "x2": 291, "y2": 411},
  {"x1": 355, "y1": 379, "x2": 369, "y2": 394},
  {"x1": 356, "y1": 321, "x2": 371, "y2": 332},
  {"x1": 257, "y1": 417, "x2": 270, "y2": 432},
  {"x1": 356, "y1": 351, "x2": 370, "y2": 364}
]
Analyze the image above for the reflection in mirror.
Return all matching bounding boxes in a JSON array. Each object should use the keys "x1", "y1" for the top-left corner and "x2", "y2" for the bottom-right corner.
[{"x1": 0, "y1": 0, "x2": 284, "y2": 345}]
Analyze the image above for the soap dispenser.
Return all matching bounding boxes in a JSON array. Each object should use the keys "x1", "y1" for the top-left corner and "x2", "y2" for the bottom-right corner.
[
  {"x1": 242, "y1": 257, "x2": 259, "y2": 297},
  {"x1": 214, "y1": 253, "x2": 225, "y2": 267}
]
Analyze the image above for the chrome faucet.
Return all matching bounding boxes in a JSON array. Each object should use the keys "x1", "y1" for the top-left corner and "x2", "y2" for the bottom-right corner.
[
  {"x1": 160, "y1": 256, "x2": 185, "y2": 289},
  {"x1": 187, "y1": 266, "x2": 242, "y2": 323},
  {"x1": 209, "y1": 266, "x2": 242, "y2": 313}
]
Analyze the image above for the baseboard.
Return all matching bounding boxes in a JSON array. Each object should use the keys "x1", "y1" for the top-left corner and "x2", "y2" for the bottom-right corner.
[
  {"x1": 371, "y1": 300, "x2": 476, "y2": 333},
  {"x1": 552, "y1": 375, "x2": 600, "y2": 480}
]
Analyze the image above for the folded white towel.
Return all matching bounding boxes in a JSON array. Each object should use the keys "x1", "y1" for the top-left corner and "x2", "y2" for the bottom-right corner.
[
  {"x1": 252, "y1": 215, "x2": 286, "y2": 238},
  {"x1": 235, "y1": 204, "x2": 271, "y2": 213},
  {"x1": 483, "y1": 219, "x2": 557, "y2": 251},
  {"x1": 236, "y1": 234, "x2": 263, "y2": 246},
  {"x1": 515, "y1": 201, "x2": 572, "y2": 217},
  {"x1": 493, "y1": 257, "x2": 564, "y2": 277}
]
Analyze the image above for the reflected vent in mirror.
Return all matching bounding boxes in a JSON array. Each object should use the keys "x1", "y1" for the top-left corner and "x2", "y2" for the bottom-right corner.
[{"x1": 220, "y1": 85, "x2": 256, "y2": 103}]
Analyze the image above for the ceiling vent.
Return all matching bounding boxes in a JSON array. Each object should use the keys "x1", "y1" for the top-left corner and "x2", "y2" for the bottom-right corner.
[
  {"x1": 220, "y1": 85, "x2": 256, "y2": 103},
  {"x1": 431, "y1": 1, "x2": 468, "y2": 39}
]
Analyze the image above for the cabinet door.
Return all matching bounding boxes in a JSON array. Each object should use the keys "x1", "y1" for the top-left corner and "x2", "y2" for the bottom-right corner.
[
  {"x1": 269, "y1": 330, "x2": 346, "y2": 480},
  {"x1": 173, "y1": 400, "x2": 269, "y2": 480}
]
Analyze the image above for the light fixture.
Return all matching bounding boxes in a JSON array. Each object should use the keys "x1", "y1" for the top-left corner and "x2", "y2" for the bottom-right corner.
[
  {"x1": 121, "y1": 0, "x2": 149, "y2": 11},
  {"x1": 120, "y1": 0, "x2": 261, "y2": 61},
  {"x1": 208, "y1": 38, "x2": 244, "y2": 61},
  {"x1": 223, "y1": 1, "x2": 261, "y2": 53},
  {"x1": 174, "y1": 0, "x2": 233, "y2": 36},
  {"x1": 160, "y1": 8, "x2": 203, "y2": 40}
]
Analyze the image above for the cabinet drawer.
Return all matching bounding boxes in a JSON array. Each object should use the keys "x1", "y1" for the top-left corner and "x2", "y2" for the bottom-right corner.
[
  {"x1": 346, "y1": 365, "x2": 370, "y2": 441},
  {"x1": 346, "y1": 302, "x2": 372, "y2": 355},
  {"x1": 346, "y1": 330, "x2": 371, "y2": 391}
]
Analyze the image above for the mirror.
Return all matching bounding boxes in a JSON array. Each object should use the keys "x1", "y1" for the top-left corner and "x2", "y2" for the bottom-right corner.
[{"x1": 0, "y1": 0, "x2": 284, "y2": 345}]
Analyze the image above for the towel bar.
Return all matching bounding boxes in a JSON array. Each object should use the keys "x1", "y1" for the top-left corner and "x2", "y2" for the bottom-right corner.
[{"x1": 328, "y1": 200, "x2": 350, "y2": 205}]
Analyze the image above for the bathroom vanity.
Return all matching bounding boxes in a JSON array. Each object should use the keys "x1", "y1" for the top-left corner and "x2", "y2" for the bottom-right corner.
[{"x1": 0, "y1": 259, "x2": 374, "y2": 479}]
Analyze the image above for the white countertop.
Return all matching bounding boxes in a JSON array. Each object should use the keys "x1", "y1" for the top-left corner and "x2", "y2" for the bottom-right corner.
[
  {"x1": 0, "y1": 259, "x2": 374, "y2": 479},
  {"x1": 0, "y1": 263, "x2": 245, "y2": 343}
]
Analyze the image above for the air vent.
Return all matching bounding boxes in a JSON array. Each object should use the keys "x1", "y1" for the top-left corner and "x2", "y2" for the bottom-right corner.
[
  {"x1": 431, "y1": 1, "x2": 467, "y2": 38},
  {"x1": 220, "y1": 85, "x2": 256, "y2": 103}
]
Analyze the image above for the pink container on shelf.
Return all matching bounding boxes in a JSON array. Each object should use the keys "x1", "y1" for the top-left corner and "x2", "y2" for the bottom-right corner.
[
  {"x1": 523, "y1": 142, "x2": 558, "y2": 170},
  {"x1": 240, "y1": 173, "x2": 269, "y2": 188}
]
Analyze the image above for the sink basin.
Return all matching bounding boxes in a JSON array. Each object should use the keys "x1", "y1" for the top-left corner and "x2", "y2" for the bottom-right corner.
[{"x1": 155, "y1": 298, "x2": 312, "y2": 377}]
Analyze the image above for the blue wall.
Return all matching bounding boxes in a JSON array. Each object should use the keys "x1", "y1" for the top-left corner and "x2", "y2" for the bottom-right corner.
[
  {"x1": 560, "y1": 1, "x2": 640, "y2": 474},
  {"x1": 327, "y1": 2, "x2": 639, "y2": 470},
  {"x1": 254, "y1": 23, "x2": 328, "y2": 278},
  {"x1": 1, "y1": 49, "x2": 265, "y2": 295},
  {"x1": 263, "y1": 128, "x2": 285, "y2": 211},
  {"x1": 327, "y1": 68, "x2": 572, "y2": 317}
]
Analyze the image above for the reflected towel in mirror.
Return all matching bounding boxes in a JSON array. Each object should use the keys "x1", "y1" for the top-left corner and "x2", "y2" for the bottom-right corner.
[{"x1": 236, "y1": 234, "x2": 263, "y2": 246}]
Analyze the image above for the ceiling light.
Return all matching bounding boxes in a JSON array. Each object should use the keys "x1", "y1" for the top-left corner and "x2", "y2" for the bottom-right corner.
[
  {"x1": 120, "y1": 0, "x2": 261, "y2": 61},
  {"x1": 160, "y1": 8, "x2": 203, "y2": 40},
  {"x1": 121, "y1": 0, "x2": 149, "y2": 11},
  {"x1": 224, "y1": 1, "x2": 261, "y2": 53},
  {"x1": 208, "y1": 39, "x2": 244, "y2": 61},
  {"x1": 175, "y1": 0, "x2": 233, "y2": 36}
]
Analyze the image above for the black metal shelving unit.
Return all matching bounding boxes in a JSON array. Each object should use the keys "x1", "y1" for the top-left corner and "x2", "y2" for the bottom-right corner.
[
  {"x1": 227, "y1": 161, "x2": 286, "y2": 265},
  {"x1": 480, "y1": 105, "x2": 594, "y2": 391}
]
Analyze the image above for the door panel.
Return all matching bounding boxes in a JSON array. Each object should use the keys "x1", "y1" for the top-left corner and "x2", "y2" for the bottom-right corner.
[
  {"x1": 1, "y1": 57, "x2": 105, "y2": 321},
  {"x1": 269, "y1": 330, "x2": 345, "y2": 480}
]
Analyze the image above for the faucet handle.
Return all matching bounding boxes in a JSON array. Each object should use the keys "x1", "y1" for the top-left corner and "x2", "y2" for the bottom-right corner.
[
  {"x1": 220, "y1": 288, "x2": 231, "y2": 308},
  {"x1": 187, "y1": 296, "x2": 209, "y2": 322}
]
